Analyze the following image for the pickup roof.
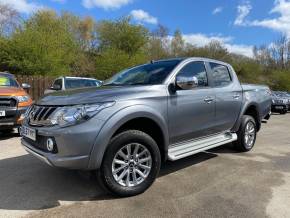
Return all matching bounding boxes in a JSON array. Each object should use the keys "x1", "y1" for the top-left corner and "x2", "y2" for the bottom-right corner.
[{"x1": 21, "y1": 57, "x2": 272, "y2": 196}]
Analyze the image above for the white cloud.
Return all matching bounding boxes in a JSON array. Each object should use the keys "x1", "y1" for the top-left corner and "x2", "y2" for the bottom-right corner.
[
  {"x1": 82, "y1": 0, "x2": 132, "y2": 10},
  {"x1": 251, "y1": 0, "x2": 290, "y2": 37},
  {"x1": 0, "y1": 0, "x2": 43, "y2": 14},
  {"x1": 181, "y1": 33, "x2": 253, "y2": 57},
  {"x1": 130, "y1": 9, "x2": 158, "y2": 25},
  {"x1": 234, "y1": 1, "x2": 252, "y2": 25},
  {"x1": 212, "y1": 7, "x2": 223, "y2": 15},
  {"x1": 234, "y1": 0, "x2": 290, "y2": 37},
  {"x1": 182, "y1": 34, "x2": 233, "y2": 46}
]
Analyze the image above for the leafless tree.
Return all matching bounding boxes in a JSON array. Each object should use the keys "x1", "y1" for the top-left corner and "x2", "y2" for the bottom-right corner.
[{"x1": 0, "y1": 4, "x2": 21, "y2": 36}]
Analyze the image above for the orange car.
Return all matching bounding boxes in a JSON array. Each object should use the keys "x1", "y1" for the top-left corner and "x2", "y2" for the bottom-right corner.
[{"x1": 0, "y1": 72, "x2": 33, "y2": 133}]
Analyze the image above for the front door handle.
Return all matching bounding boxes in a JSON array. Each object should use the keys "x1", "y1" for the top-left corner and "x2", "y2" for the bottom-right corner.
[
  {"x1": 233, "y1": 94, "x2": 240, "y2": 99},
  {"x1": 204, "y1": 97, "x2": 214, "y2": 104}
]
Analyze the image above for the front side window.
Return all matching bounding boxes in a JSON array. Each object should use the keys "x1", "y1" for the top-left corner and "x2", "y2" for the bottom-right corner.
[
  {"x1": 209, "y1": 63, "x2": 232, "y2": 87},
  {"x1": 177, "y1": 61, "x2": 208, "y2": 87},
  {"x1": 53, "y1": 79, "x2": 62, "y2": 89}
]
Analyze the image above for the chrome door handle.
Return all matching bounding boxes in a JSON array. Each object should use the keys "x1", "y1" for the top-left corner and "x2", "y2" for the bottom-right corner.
[
  {"x1": 204, "y1": 97, "x2": 214, "y2": 104},
  {"x1": 233, "y1": 94, "x2": 240, "y2": 99}
]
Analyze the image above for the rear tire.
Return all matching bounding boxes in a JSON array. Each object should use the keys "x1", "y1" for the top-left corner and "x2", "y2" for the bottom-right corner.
[
  {"x1": 234, "y1": 115, "x2": 257, "y2": 152},
  {"x1": 100, "y1": 130, "x2": 161, "y2": 197}
]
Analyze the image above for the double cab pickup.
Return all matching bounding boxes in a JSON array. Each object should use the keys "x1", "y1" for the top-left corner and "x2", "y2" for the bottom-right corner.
[{"x1": 21, "y1": 58, "x2": 272, "y2": 196}]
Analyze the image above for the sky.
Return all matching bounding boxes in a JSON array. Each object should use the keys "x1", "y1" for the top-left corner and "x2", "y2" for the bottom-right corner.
[{"x1": 1, "y1": 0, "x2": 290, "y2": 57}]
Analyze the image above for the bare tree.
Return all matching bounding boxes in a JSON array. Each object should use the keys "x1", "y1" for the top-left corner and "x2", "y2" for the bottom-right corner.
[
  {"x1": 270, "y1": 35, "x2": 289, "y2": 69},
  {"x1": 0, "y1": 4, "x2": 21, "y2": 36}
]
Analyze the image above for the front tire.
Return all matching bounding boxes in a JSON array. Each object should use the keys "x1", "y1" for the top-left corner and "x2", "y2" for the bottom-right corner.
[
  {"x1": 234, "y1": 115, "x2": 257, "y2": 152},
  {"x1": 100, "y1": 130, "x2": 161, "y2": 197}
]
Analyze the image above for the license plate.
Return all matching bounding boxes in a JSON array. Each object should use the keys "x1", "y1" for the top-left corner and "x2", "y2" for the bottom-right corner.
[
  {"x1": 0, "y1": 111, "x2": 5, "y2": 117},
  {"x1": 21, "y1": 126, "x2": 36, "y2": 141},
  {"x1": 275, "y1": 106, "x2": 284, "y2": 109}
]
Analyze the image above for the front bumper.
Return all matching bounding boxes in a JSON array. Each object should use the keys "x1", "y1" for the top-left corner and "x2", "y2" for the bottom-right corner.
[
  {"x1": 0, "y1": 107, "x2": 28, "y2": 130},
  {"x1": 21, "y1": 117, "x2": 106, "y2": 170},
  {"x1": 22, "y1": 139, "x2": 90, "y2": 168}
]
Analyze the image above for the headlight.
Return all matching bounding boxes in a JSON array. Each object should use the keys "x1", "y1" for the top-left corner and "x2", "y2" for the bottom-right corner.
[
  {"x1": 272, "y1": 99, "x2": 275, "y2": 104},
  {"x1": 16, "y1": 95, "x2": 30, "y2": 102},
  {"x1": 49, "y1": 102, "x2": 115, "y2": 127}
]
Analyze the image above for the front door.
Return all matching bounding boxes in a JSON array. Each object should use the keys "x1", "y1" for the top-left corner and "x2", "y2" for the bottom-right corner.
[{"x1": 168, "y1": 61, "x2": 216, "y2": 145}]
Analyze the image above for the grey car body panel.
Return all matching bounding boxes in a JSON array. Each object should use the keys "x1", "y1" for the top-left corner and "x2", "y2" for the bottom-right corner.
[
  {"x1": 88, "y1": 103, "x2": 169, "y2": 169},
  {"x1": 21, "y1": 57, "x2": 272, "y2": 170}
]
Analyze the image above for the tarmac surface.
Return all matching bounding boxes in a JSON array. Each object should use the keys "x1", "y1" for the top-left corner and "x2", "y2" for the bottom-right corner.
[{"x1": 0, "y1": 114, "x2": 289, "y2": 218}]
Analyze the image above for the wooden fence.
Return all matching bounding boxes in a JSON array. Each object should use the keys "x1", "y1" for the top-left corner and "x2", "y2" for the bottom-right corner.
[{"x1": 16, "y1": 75, "x2": 54, "y2": 101}]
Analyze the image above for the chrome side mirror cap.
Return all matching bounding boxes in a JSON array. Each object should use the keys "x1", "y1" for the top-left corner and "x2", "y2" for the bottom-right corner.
[
  {"x1": 176, "y1": 76, "x2": 199, "y2": 90},
  {"x1": 22, "y1": 83, "x2": 31, "y2": 89}
]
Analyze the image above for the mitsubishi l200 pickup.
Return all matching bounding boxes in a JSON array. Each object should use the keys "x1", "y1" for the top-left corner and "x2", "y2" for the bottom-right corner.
[{"x1": 21, "y1": 58, "x2": 272, "y2": 196}]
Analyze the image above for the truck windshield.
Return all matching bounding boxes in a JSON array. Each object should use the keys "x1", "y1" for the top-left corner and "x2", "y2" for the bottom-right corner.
[
  {"x1": 0, "y1": 76, "x2": 19, "y2": 87},
  {"x1": 103, "y1": 60, "x2": 181, "y2": 86}
]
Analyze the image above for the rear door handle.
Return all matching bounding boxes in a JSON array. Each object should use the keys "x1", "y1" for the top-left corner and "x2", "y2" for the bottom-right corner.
[{"x1": 204, "y1": 97, "x2": 214, "y2": 104}]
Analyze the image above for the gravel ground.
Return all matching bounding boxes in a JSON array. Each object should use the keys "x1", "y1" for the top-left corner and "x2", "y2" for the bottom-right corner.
[{"x1": 0, "y1": 114, "x2": 290, "y2": 218}]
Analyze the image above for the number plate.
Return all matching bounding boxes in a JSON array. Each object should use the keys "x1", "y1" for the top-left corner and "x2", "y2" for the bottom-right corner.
[
  {"x1": 275, "y1": 106, "x2": 284, "y2": 109},
  {"x1": 21, "y1": 126, "x2": 36, "y2": 141},
  {"x1": 0, "y1": 111, "x2": 5, "y2": 117}
]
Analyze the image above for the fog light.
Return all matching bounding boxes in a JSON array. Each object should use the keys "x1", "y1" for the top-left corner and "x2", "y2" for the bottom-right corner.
[{"x1": 46, "y1": 138, "x2": 54, "y2": 152}]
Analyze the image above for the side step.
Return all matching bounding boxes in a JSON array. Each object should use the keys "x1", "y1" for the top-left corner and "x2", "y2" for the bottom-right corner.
[{"x1": 168, "y1": 133, "x2": 237, "y2": 161}]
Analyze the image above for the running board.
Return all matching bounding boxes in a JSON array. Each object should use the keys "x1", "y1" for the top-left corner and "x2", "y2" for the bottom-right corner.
[{"x1": 168, "y1": 133, "x2": 237, "y2": 161}]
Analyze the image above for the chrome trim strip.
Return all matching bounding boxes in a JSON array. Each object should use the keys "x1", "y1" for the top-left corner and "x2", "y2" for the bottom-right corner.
[{"x1": 0, "y1": 122, "x2": 14, "y2": 126}]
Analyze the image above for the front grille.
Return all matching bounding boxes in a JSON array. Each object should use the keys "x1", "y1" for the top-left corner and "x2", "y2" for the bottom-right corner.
[
  {"x1": 274, "y1": 100, "x2": 284, "y2": 104},
  {"x1": 0, "y1": 97, "x2": 17, "y2": 107},
  {"x1": 28, "y1": 105, "x2": 57, "y2": 126}
]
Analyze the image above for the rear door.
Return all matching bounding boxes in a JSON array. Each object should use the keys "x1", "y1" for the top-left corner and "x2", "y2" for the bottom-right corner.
[{"x1": 207, "y1": 62, "x2": 243, "y2": 132}]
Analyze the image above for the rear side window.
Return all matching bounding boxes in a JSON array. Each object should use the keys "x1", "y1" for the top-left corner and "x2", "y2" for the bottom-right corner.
[
  {"x1": 177, "y1": 61, "x2": 208, "y2": 87},
  {"x1": 209, "y1": 63, "x2": 232, "y2": 87}
]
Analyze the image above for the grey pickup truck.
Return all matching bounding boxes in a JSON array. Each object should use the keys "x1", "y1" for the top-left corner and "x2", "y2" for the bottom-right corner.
[{"x1": 21, "y1": 58, "x2": 272, "y2": 196}]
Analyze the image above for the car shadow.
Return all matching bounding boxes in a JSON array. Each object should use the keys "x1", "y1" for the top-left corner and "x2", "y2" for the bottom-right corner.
[
  {"x1": 0, "y1": 144, "x2": 234, "y2": 211},
  {"x1": 0, "y1": 129, "x2": 20, "y2": 140}
]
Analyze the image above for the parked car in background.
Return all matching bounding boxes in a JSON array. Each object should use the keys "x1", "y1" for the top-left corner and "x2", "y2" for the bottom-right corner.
[
  {"x1": 276, "y1": 91, "x2": 290, "y2": 111},
  {"x1": 0, "y1": 72, "x2": 32, "y2": 133},
  {"x1": 271, "y1": 91, "x2": 288, "y2": 114},
  {"x1": 44, "y1": 76, "x2": 102, "y2": 95},
  {"x1": 22, "y1": 58, "x2": 272, "y2": 196}
]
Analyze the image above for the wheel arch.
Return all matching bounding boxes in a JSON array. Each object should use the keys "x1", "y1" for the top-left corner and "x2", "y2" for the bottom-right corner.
[
  {"x1": 233, "y1": 103, "x2": 261, "y2": 132},
  {"x1": 88, "y1": 105, "x2": 169, "y2": 169}
]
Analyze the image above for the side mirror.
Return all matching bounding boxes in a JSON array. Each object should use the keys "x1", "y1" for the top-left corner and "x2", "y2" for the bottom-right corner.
[
  {"x1": 176, "y1": 76, "x2": 199, "y2": 90},
  {"x1": 51, "y1": 84, "x2": 61, "y2": 91},
  {"x1": 22, "y1": 83, "x2": 31, "y2": 89}
]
